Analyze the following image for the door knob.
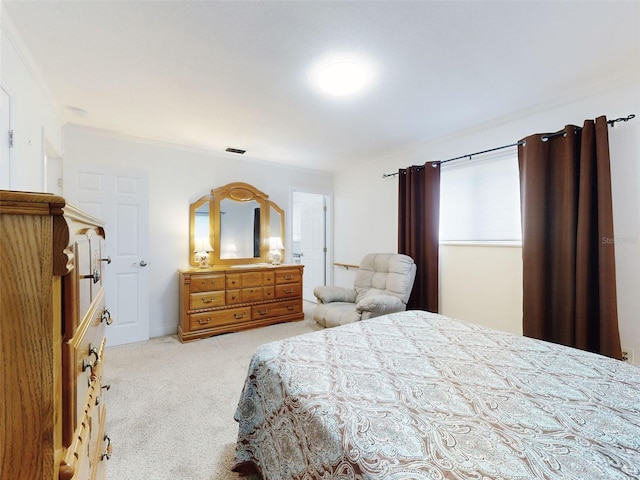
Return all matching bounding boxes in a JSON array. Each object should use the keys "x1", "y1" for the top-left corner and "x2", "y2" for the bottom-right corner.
[{"x1": 138, "y1": 260, "x2": 148, "y2": 267}]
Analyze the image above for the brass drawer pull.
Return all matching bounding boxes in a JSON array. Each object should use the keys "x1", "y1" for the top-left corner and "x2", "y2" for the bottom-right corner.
[
  {"x1": 82, "y1": 358, "x2": 94, "y2": 375},
  {"x1": 101, "y1": 434, "x2": 112, "y2": 461},
  {"x1": 198, "y1": 317, "x2": 211, "y2": 325},
  {"x1": 101, "y1": 308, "x2": 113, "y2": 325},
  {"x1": 283, "y1": 288, "x2": 293, "y2": 294},
  {"x1": 81, "y1": 268, "x2": 101, "y2": 284},
  {"x1": 201, "y1": 296, "x2": 215, "y2": 304},
  {"x1": 89, "y1": 343, "x2": 100, "y2": 363},
  {"x1": 284, "y1": 274, "x2": 293, "y2": 280},
  {"x1": 234, "y1": 312, "x2": 247, "y2": 320},
  {"x1": 258, "y1": 308, "x2": 268, "y2": 315},
  {"x1": 287, "y1": 305, "x2": 295, "y2": 311}
]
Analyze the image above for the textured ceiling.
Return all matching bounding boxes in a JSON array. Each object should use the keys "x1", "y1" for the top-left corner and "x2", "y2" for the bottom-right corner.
[{"x1": 4, "y1": 1, "x2": 639, "y2": 171}]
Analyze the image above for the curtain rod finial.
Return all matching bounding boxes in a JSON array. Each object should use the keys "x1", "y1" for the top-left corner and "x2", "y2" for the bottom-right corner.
[{"x1": 608, "y1": 114, "x2": 635, "y2": 126}]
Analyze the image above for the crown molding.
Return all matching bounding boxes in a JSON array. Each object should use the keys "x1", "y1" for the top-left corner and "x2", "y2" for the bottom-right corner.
[
  {"x1": 63, "y1": 124, "x2": 330, "y2": 176},
  {"x1": 364, "y1": 73, "x2": 639, "y2": 173},
  {"x1": 1, "y1": 5, "x2": 62, "y2": 118}
]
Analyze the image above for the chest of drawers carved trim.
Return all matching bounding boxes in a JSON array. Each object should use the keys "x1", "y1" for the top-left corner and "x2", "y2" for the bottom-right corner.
[
  {"x1": 0, "y1": 190, "x2": 111, "y2": 480},
  {"x1": 178, "y1": 264, "x2": 304, "y2": 342}
]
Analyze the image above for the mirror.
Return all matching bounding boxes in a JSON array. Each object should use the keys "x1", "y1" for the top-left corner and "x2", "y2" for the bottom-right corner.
[
  {"x1": 189, "y1": 182, "x2": 285, "y2": 267},
  {"x1": 219, "y1": 197, "x2": 261, "y2": 259}
]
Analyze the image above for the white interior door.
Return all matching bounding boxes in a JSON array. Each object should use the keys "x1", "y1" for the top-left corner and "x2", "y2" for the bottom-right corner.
[
  {"x1": 65, "y1": 164, "x2": 149, "y2": 346},
  {"x1": 44, "y1": 154, "x2": 63, "y2": 195},
  {"x1": 293, "y1": 192, "x2": 327, "y2": 301}
]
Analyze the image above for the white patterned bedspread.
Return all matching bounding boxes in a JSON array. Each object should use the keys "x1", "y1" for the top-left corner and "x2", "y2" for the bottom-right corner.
[{"x1": 232, "y1": 310, "x2": 640, "y2": 479}]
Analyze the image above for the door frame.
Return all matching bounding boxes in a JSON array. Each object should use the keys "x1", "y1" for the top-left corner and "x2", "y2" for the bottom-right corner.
[
  {"x1": 290, "y1": 189, "x2": 332, "y2": 300},
  {"x1": 63, "y1": 162, "x2": 150, "y2": 346}
]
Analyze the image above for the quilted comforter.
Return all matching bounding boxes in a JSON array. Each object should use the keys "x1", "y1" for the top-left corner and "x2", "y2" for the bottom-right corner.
[{"x1": 232, "y1": 310, "x2": 640, "y2": 479}]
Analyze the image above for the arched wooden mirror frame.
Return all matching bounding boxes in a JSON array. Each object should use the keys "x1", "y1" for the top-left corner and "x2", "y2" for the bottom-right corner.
[{"x1": 189, "y1": 182, "x2": 285, "y2": 267}]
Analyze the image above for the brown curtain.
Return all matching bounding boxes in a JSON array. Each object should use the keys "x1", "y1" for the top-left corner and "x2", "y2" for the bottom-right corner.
[
  {"x1": 518, "y1": 115, "x2": 622, "y2": 359},
  {"x1": 398, "y1": 164, "x2": 440, "y2": 312}
]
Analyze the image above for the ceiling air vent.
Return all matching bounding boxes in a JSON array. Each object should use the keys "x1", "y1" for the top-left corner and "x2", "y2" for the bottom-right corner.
[{"x1": 225, "y1": 147, "x2": 246, "y2": 154}]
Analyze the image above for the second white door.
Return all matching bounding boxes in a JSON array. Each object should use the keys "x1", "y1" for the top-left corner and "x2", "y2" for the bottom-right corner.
[
  {"x1": 292, "y1": 191, "x2": 327, "y2": 301},
  {"x1": 65, "y1": 163, "x2": 150, "y2": 346}
]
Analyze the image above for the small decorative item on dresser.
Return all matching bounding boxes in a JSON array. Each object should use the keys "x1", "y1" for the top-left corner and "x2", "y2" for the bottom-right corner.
[
  {"x1": 269, "y1": 237, "x2": 284, "y2": 265},
  {"x1": 194, "y1": 237, "x2": 214, "y2": 268}
]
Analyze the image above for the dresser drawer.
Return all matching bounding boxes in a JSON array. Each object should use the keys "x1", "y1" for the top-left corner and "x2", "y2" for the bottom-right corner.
[
  {"x1": 91, "y1": 406, "x2": 109, "y2": 480},
  {"x1": 190, "y1": 307, "x2": 251, "y2": 330},
  {"x1": 253, "y1": 300, "x2": 302, "y2": 320},
  {"x1": 65, "y1": 290, "x2": 107, "y2": 432},
  {"x1": 89, "y1": 230, "x2": 105, "y2": 302},
  {"x1": 228, "y1": 287, "x2": 267, "y2": 304},
  {"x1": 60, "y1": 418, "x2": 92, "y2": 480},
  {"x1": 275, "y1": 282, "x2": 302, "y2": 299},
  {"x1": 226, "y1": 289, "x2": 242, "y2": 305},
  {"x1": 262, "y1": 271, "x2": 275, "y2": 285},
  {"x1": 75, "y1": 237, "x2": 93, "y2": 324},
  {"x1": 61, "y1": 372, "x2": 105, "y2": 480},
  {"x1": 190, "y1": 291, "x2": 225, "y2": 309},
  {"x1": 241, "y1": 287, "x2": 263, "y2": 302},
  {"x1": 241, "y1": 271, "x2": 263, "y2": 287},
  {"x1": 190, "y1": 274, "x2": 225, "y2": 293},
  {"x1": 87, "y1": 378, "x2": 106, "y2": 478},
  {"x1": 275, "y1": 269, "x2": 302, "y2": 284},
  {"x1": 226, "y1": 274, "x2": 242, "y2": 289}
]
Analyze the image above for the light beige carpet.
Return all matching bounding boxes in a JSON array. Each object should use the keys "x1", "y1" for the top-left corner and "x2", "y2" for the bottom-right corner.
[{"x1": 104, "y1": 302, "x2": 321, "y2": 480}]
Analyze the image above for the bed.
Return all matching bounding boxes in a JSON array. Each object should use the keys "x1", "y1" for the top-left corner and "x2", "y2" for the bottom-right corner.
[{"x1": 232, "y1": 310, "x2": 640, "y2": 479}]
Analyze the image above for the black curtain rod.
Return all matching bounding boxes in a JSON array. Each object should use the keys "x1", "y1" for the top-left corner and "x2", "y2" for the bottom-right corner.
[
  {"x1": 608, "y1": 114, "x2": 635, "y2": 126},
  {"x1": 382, "y1": 114, "x2": 636, "y2": 178},
  {"x1": 382, "y1": 141, "x2": 523, "y2": 178}
]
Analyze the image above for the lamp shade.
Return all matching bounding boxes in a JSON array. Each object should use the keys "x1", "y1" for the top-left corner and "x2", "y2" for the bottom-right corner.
[
  {"x1": 269, "y1": 237, "x2": 284, "y2": 250},
  {"x1": 194, "y1": 237, "x2": 214, "y2": 252}
]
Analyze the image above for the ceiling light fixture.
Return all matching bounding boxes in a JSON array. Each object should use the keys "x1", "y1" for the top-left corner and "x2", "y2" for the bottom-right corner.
[{"x1": 317, "y1": 61, "x2": 371, "y2": 96}]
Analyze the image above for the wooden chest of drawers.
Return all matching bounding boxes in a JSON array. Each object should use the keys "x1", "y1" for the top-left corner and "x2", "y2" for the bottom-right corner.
[
  {"x1": 178, "y1": 264, "x2": 304, "y2": 342},
  {"x1": 0, "y1": 190, "x2": 111, "y2": 480}
]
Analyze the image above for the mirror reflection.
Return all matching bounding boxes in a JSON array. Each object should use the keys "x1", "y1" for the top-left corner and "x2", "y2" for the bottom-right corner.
[
  {"x1": 270, "y1": 204, "x2": 282, "y2": 241},
  {"x1": 188, "y1": 182, "x2": 285, "y2": 267},
  {"x1": 194, "y1": 202, "x2": 210, "y2": 239},
  {"x1": 219, "y1": 198, "x2": 261, "y2": 259}
]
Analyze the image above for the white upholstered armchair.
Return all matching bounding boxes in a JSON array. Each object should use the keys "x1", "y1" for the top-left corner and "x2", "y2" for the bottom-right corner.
[{"x1": 313, "y1": 253, "x2": 416, "y2": 328}]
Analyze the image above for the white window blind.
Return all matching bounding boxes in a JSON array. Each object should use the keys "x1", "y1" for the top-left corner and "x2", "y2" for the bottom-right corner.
[{"x1": 439, "y1": 151, "x2": 522, "y2": 243}]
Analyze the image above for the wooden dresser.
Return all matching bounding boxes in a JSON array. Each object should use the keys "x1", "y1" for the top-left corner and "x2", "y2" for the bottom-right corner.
[
  {"x1": 178, "y1": 264, "x2": 304, "y2": 342},
  {"x1": 0, "y1": 190, "x2": 112, "y2": 480}
]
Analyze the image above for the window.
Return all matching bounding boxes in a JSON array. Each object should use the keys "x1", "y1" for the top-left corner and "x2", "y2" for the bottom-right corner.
[{"x1": 439, "y1": 151, "x2": 522, "y2": 243}]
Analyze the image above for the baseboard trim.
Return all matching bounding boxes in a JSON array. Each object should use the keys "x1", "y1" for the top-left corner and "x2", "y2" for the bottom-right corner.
[{"x1": 150, "y1": 324, "x2": 178, "y2": 338}]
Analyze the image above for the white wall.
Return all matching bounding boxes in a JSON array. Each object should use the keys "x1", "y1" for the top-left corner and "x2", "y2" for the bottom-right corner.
[
  {"x1": 333, "y1": 80, "x2": 640, "y2": 363},
  {"x1": 1, "y1": 10, "x2": 64, "y2": 190},
  {"x1": 440, "y1": 244, "x2": 523, "y2": 335},
  {"x1": 63, "y1": 126, "x2": 333, "y2": 338}
]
